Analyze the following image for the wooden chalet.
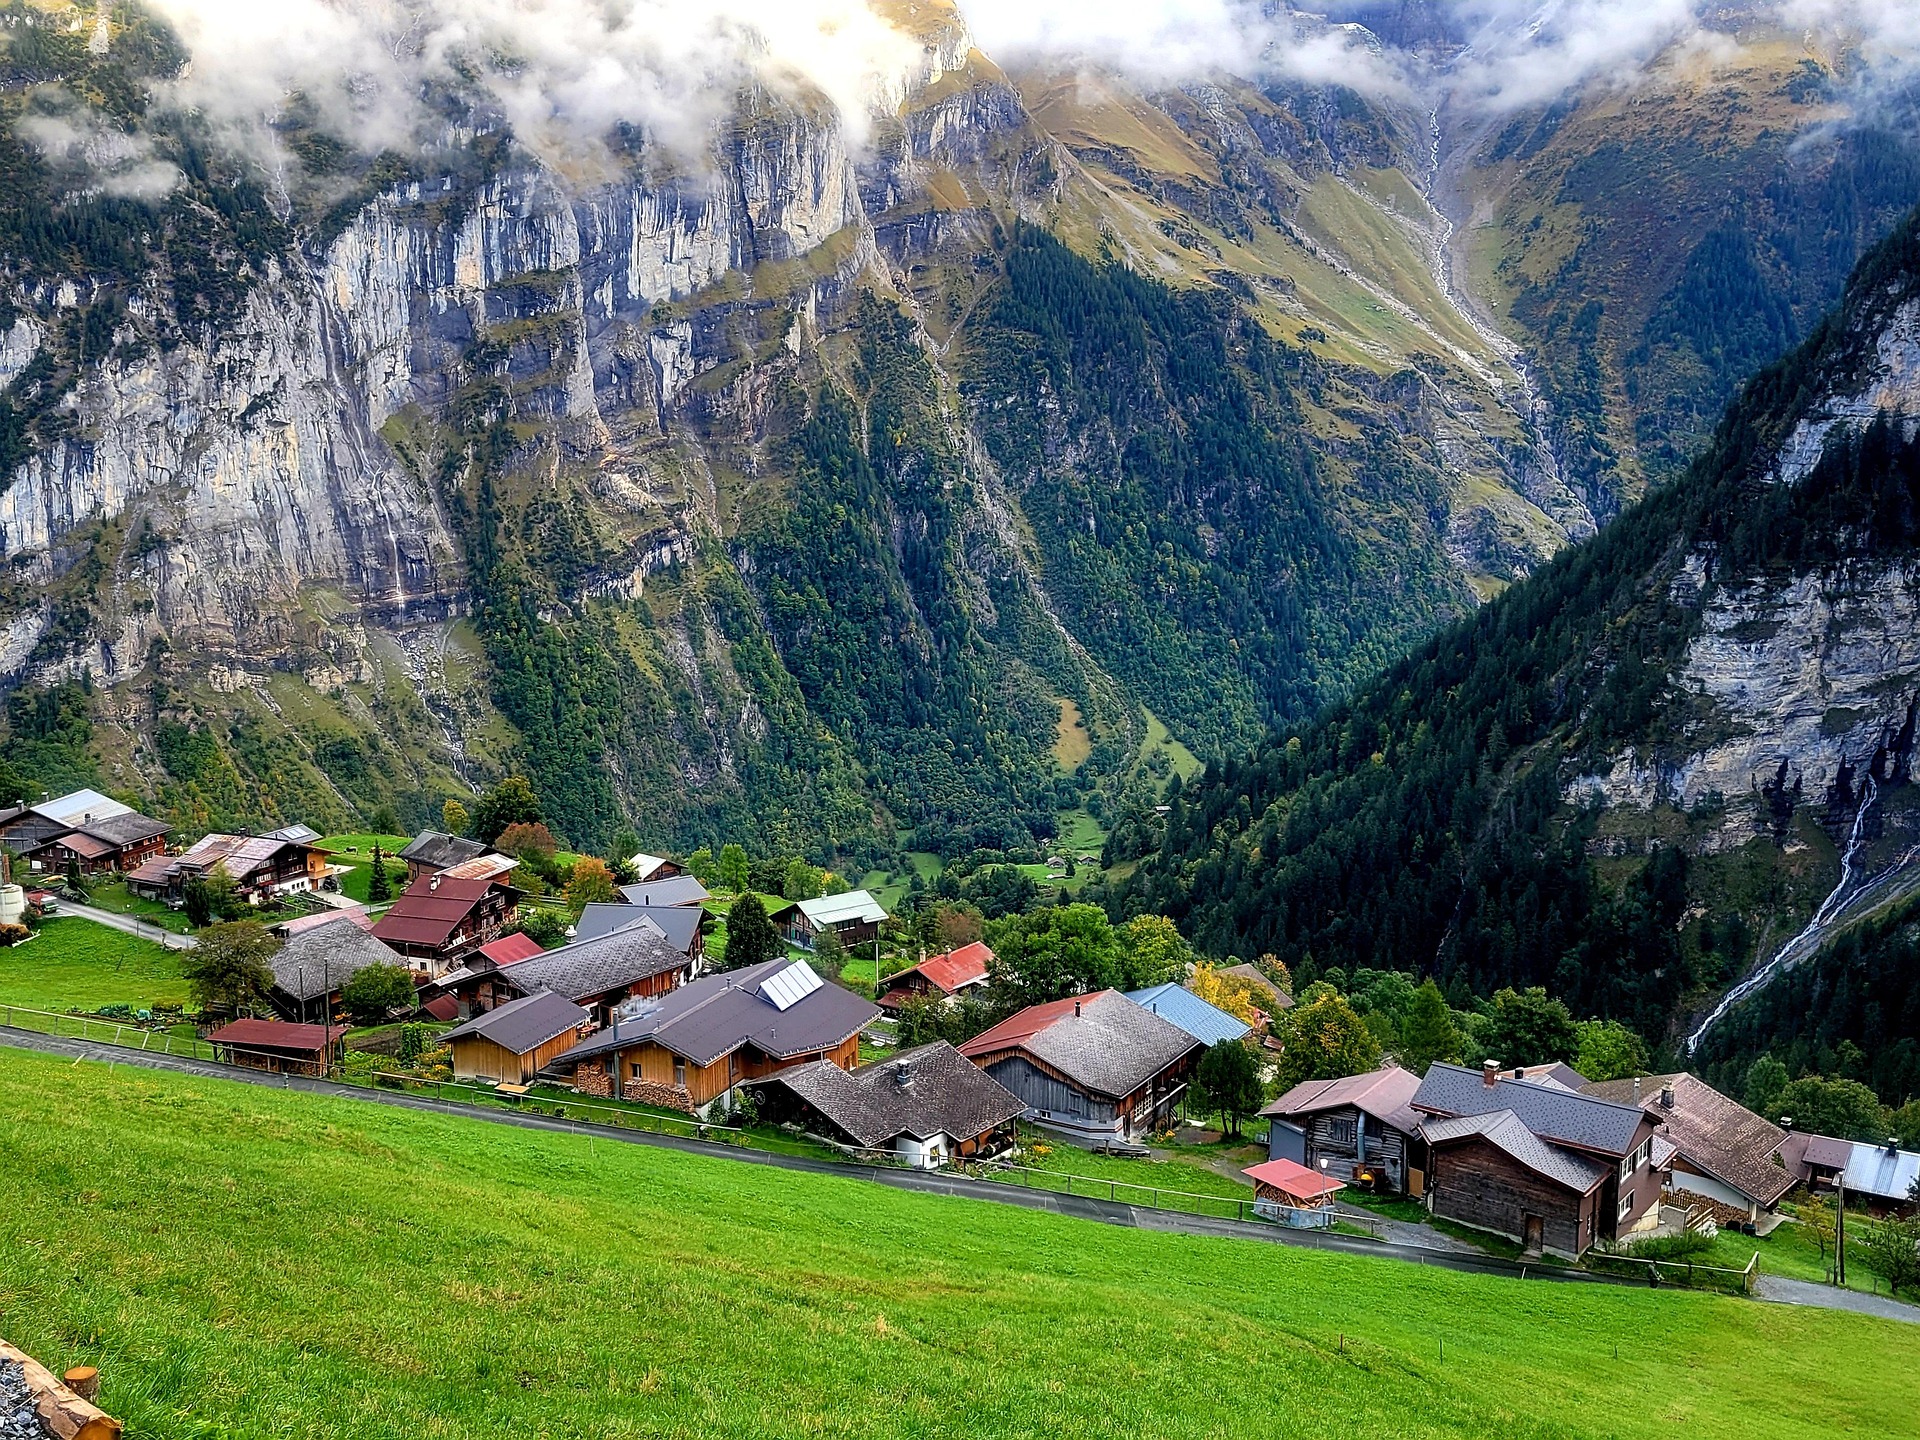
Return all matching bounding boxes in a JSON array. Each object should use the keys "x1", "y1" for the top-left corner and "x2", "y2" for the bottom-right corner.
[
  {"x1": 206, "y1": 1019, "x2": 343, "y2": 1077},
  {"x1": 626, "y1": 852, "x2": 685, "y2": 883},
  {"x1": 573, "y1": 901, "x2": 707, "y2": 963},
  {"x1": 397, "y1": 831, "x2": 501, "y2": 886},
  {"x1": 443, "y1": 989, "x2": 593, "y2": 1085},
  {"x1": 266, "y1": 913, "x2": 407, "y2": 1024},
  {"x1": 1413, "y1": 1061, "x2": 1660, "y2": 1258},
  {"x1": 1581, "y1": 1073, "x2": 1799, "y2": 1222},
  {"x1": 127, "y1": 825, "x2": 338, "y2": 906},
  {"x1": 776, "y1": 889, "x2": 888, "y2": 951},
  {"x1": 550, "y1": 958, "x2": 879, "y2": 1117},
  {"x1": 1261, "y1": 1065, "x2": 1424, "y2": 1196},
  {"x1": 753, "y1": 1041, "x2": 1025, "y2": 1167},
  {"x1": 876, "y1": 940, "x2": 992, "y2": 1012},
  {"x1": 370, "y1": 871, "x2": 518, "y2": 973},
  {"x1": 0, "y1": 789, "x2": 169, "y2": 877},
  {"x1": 957, "y1": 991, "x2": 1201, "y2": 1144}
]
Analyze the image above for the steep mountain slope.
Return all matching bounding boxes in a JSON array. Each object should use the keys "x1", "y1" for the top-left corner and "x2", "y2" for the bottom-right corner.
[
  {"x1": 0, "y1": 1, "x2": 1915, "y2": 865},
  {"x1": 1117, "y1": 207, "x2": 1920, "y2": 1052}
]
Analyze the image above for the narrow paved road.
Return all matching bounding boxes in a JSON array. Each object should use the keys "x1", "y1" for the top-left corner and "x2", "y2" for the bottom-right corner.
[
  {"x1": 1753, "y1": 1274, "x2": 1920, "y2": 1324},
  {"x1": 55, "y1": 902, "x2": 197, "y2": 949}
]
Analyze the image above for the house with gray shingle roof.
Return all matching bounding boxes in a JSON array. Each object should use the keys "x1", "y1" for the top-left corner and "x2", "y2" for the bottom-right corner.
[
  {"x1": 1413, "y1": 1061, "x2": 1660, "y2": 1257},
  {"x1": 753, "y1": 1042, "x2": 1025, "y2": 1167},
  {"x1": 1581, "y1": 1072, "x2": 1798, "y2": 1222},
  {"x1": 268, "y1": 914, "x2": 409, "y2": 1024}
]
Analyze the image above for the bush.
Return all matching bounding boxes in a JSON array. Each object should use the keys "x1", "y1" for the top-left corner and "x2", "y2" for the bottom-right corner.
[
  {"x1": 340, "y1": 963, "x2": 418, "y2": 1025},
  {"x1": 1621, "y1": 1230, "x2": 1714, "y2": 1262},
  {"x1": 514, "y1": 907, "x2": 568, "y2": 946},
  {"x1": 396, "y1": 1022, "x2": 436, "y2": 1066}
]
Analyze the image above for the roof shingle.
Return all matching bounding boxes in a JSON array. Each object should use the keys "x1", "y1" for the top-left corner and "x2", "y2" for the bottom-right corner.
[
  {"x1": 1413, "y1": 1062, "x2": 1648, "y2": 1158},
  {"x1": 1580, "y1": 1073, "x2": 1795, "y2": 1207},
  {"x1": 758, "y1": 1042, "x2": 1025, "y2": 1148},
  {"x1": 958, "y1": 991, "x2": 1201, "y2": 1101},
  {"x1": 1421, "y1": 1109, "x2": 1610, "y2": 1194},
  {"x1": 444, "y1": 989, "x2": 591, "y2": 1055}
]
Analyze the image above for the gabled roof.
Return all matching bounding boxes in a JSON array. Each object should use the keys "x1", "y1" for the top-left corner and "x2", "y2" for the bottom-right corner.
[
  {"x1": 1421, "y1": 1109, "x2": 1609, "y2": 1195},
  {"x1": 797, "y1": 889, "x2": 888, "y2": 927},
  {"x1": 1125, "y1": 983, "x2": 1252, "y2": 1047},
  {"x1": 1412, "y1": 1062, "x2": 1649, "y2": 1158},
  {"x1": 398, "y1": 831, "x2": 492, "y2": 870},
  {"x1": 70, "y1": 811, "x2": 170, "y2": 846},
  {"x1": 1581, "y1": 1072, "x2": 1796, "y2": 1207},
  {"x1": 618, "y1": 875, "x2": 711, "y2": 908},
  {"x1": 477, "y1": 931, "x2": 546, "y2": 967},
  {"x1": 1512, "y1": 1062, "x2": 1590, "y2": 1091},
  {"x1": 628, "y1": 853, "x2": 676, "y2": 881},
  {"x1": 892, "y1": 941, "x2": 993, "y2": 996},
  {"x1": 758, "y1": 1041, "x2": 1025, "y2": 1148},
  {"x1": 370, "y1": 873, "x2": 497, "y2": 949},
  {"x1": 167, "y1": 832, "x2": 304, "y2": 882},
  {"x1": 444, "y1": 989, "x2": 590, "y2": 1056},
  {"x1": 1217, "y1": 963, "x2": 1294, "y2": 1011},
  {"x1": 33, "y1": 788, "x2": 132, "y2": 826},
  {"x1": 42, "y1": 830, "x2": 115, "y2": 860},
  {"x1": 1243, "y1": 1157, "x2": 1345, "y2": 1201},
  {"x1": 1799, "y1": 1134, "x2": 1855, "y2": 1171},
  {"x1": 555, "y1": 958, "x2": 879, "y2": 1068},
  {"x1": 1837, "y1": 1139, "x2": 1920, "y2": 1203},
  {"x1": 437, "y1": 853, "x2": 520, "y2": 883},
  {"x1": 271, "y1": 917, "x2": 406, "y2": 1002},
  {"x1": 573, "y1": 902, "x2": 704, "y2": 952},
  {"x1": 265, "y1": 823, "x2": 322, "y2": 844},
  {"x1": 958, "y1": 991, "x2": 1201, "y2": 1102},
  {"x1": 1263, "y1": 1066, "x2": 1422, "y2": 1135},
  {"x1": 492, "y1": 920, "x2": 689, "y2": 1005},
  {"x1": 207, "y1": 1018, "x2": 342, "y2": 1052},
  {"x1": 273, "y1": 907, "x2": 373, "y2": 938}
]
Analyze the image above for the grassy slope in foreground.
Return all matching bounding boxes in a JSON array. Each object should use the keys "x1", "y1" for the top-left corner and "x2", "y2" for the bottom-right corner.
[{"x1": 0, "y1": 1050, "x2": 1913, "y2": 1440}]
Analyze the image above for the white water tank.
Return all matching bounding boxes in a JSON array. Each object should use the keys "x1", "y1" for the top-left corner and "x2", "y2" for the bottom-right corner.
[{"x1": 0, "y1": 884, "x2": 24, "y2": 927}]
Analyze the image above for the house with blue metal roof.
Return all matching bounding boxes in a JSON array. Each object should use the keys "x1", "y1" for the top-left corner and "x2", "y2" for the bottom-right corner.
[{"x1": 1124, "y1": 984, "x2": 1252, "y2": 1047}]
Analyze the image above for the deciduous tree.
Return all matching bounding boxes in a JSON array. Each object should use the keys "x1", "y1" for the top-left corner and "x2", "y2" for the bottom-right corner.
[
  {"x1": 987, "y1": 904, "x2": 1119, "y2": 1002},
  {"x1": 1187, "y1": 962, "x2": 1261, "y2": 1025},
  {"x1": 1484, "y1": 986, "x2": 1578, "y2": 1067},
  {"x1": 340, "y1": 963, "x2": 417, "y2": 1025},
  {"x1": 1743, "y1": 1054, "x2": 1790, "y2": 1120},
  {"x1": 1195, "y1": 1039, "x2": 1263, "y2": 1137},
  {"x1": 472, "y1": 776, "x2": 543, "y2": 843},
  {"x1": 717, "y1": 842, "x2": 750, "y2": 895},
  {"x1": 1574, "y1": 1019, "x2": 1650, "y2": 1083},
  {"x1": 1272, "y1": 991, "x2": 1380, "y2": 1096},
  {"x1": 441, "y1": 798, "x2": 469, "y2": 837},
  {"x1": 1858, "y1": 1214, "x2": 1920, "y2": 1296},
  {"x1": 1397, "y1": 979, "x2": 1463, "y2": 1076},
  {"x1": 1117, "y1": 914, "x2": 1193, "y2": 990},
  {"x1": 566, "y1": 857, "x2": 619, "y2": 913},
  {"x1": 181, "y1": 921, "x2": 280, "y2": 1015},
  {"x1": 1775, "y1": 1075, "x2": 1890, "y2": 1142}
]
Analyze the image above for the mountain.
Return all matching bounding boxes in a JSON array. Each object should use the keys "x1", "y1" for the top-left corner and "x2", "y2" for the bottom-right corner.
[
  {"x1": 0, "y1": 2, "x2": 1915, "y2": 863},
  {"x1": 1115, "y1": 205, "x2": 1920, "y2": 1057}
]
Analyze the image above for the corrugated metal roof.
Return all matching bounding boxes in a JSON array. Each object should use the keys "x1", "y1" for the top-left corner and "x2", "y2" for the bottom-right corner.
[
  {"x1": 797, "y1": 890, "x2": 888, "y2": 926},
  {"x1": 1840, "y1": 1139, "x2": 1920, "y2": 1202},
  {"x1": 1421, "y1": 1109, "x2": 1609, "y2": 1194},
  {"x1": 959, "y1": 991, "x2": 1201, "y2": 1101},
  {"x1": 618, "y1": 875, "x2": 711, "y2": 907},
  {"x1": 370, "y1": 873, "x2": 496, "y2": 948},
  {"x1": 438, "y1": 853, "x2": 520, "y2": 882},
  {"x1": 444, "y1": 988, "x2": 590, "y2": 1055},
  {"x1": 1413, "y1": 1062, "x2": 1647, "y2": 1158},
  {"x1": 1124, "y1": 983, "x2": 1252, "y2": 1046},
  {"x1": 477, "y1": 932, "x2": 545, "y2": 966},
  {"x1": 34, "y1": 789, "x2": 132, "y2": 826}
]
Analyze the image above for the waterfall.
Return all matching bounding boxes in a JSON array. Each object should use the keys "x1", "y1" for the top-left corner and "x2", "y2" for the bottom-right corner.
[{"x1": 1687, "y1": 774, "x2": 1879, "y2": 1054}]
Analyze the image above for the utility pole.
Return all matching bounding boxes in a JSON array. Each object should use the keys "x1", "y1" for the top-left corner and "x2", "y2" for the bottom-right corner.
[{"x1": 1835, "y1": 1173, "x2": 1847, "y2": 1287}]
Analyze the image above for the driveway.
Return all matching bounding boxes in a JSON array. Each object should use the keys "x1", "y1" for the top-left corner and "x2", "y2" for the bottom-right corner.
[
  {"x1": 56, "y1": 902, "x2": 197, "y2": 950},
  {"x1": 1753, "y1": 1274, "x2": 1920, "y2": 1324}
]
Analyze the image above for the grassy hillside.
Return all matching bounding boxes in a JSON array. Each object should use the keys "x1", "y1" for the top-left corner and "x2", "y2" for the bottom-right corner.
[
  {"x1": 0, "y1": 919, "x2": 183, "y2": 1012},
  {"x1": 0, "y1": 1049, "x2": 1914, "y2": 1439}
]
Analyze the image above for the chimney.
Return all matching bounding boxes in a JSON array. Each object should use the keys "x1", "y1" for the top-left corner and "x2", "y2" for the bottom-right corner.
[
  {"x1": 1632, "y1": 1076, "x2": 1641, "y2": 1103},
  {"x1": 429, "y1": 874, "x2": 440, "y2": 892},
  {"x1": 1890, "y1": 1137, "x2": 1902, "y2": 1156},
  {"x1": 1512, "y1": 1067, "x2": 1525, "y2": 1080},
  {"x1": 1659, "y1": 1086, "x2": 1675, "y2": 1110},
  {"x1": 1482, "y1": 1060, "x2": 1499, "y2": 1087},
  {"x1": 894, "y1": 1064, "x2": 914, "y2": 1090},
  {"x1": 1780, "y1": 1115, "x2": 1794, "y2": 1132}
]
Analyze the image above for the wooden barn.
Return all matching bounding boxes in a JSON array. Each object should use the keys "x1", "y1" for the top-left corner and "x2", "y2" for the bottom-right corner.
[
  {"x1": 206, "y1": 1019, "x2": 343, "y2": 1077},
  {"x1": 1261, "y1": 1065, "x2": 1424, "y2": 1196},
  {"x1": 443, "y1": 989, "x2": 593, "y2": 1085}
]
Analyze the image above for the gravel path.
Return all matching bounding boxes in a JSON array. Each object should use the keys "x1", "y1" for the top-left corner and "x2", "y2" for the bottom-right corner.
[
  {"x1": 1753, "y1": 1274, "x2": 1920, "y2": 1324},
  {"x1": 0, "y1": 1360, "x2": 43, "y2": 1439}
]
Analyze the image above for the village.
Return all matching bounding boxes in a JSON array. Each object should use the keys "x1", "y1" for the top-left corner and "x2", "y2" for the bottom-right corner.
[{"x1": 2, "y1": 780, "x2": 1918, "y2": 1305}]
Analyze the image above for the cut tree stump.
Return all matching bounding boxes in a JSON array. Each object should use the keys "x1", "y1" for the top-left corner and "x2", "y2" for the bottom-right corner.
[{"x1": 0, "y1": 1340, "x2": 121, "y2": 1439}]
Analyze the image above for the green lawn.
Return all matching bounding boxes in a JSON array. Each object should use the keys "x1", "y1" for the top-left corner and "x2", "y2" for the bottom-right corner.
[
  {"x1": 80, "y1": 879, "x2": 197, "y2": 935},
  {"x1": 0, "y1": 1050, "x2": 1915, "y2": 1439},
  {"x1": 1692, "y1": 1209, "x2": 1887, "y2": 1294},
  {"x1": 0, "y1": 918, "x2": 187, "y2": 1013},
  {"x1": 318, "y1": 834, "x2": 411, "y2": 905},
  {"x1": 1007, "y1": 1133, "x2": 1254, "y2": 1201}
]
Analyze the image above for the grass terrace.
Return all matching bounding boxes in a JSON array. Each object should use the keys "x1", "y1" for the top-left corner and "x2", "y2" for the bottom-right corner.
[
  {"x1": 0, "y1": 1049, "x2": 1915, "y2": 1438},
  {"x1": 0, "y1": 918, "x2": 186, "y2": 1013}
]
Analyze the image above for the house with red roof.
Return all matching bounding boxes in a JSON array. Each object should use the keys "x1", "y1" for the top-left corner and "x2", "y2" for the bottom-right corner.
[
  {"x1": 370, "y1": 870, "x2": 518, "y2": 974},
  {"x1": 957, "y1": 990, "x2": 1201, "y2": 1145},
  {"x1": 876, "y1": 941, "x2": 993, "y2": 1013},
  {"x1": 1261, "y1": 1065, "x2": 1425, "y2": 1196},
  {"x1": 206, "y1": 1019, "x2": 344, "y2": 1077}
]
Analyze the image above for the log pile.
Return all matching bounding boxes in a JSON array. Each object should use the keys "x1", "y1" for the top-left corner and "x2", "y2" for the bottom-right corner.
[{"x1": 0, "y1": 1344, "x2": 119, "y2": 1440}]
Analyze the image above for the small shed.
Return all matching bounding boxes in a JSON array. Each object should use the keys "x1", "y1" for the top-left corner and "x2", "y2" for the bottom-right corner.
[
  {"x1": 442, "y1": 989, "x2": 593, "y2": 1085},
  {"x1": 206, "y1": 1019, "x2": 343, "y2": 1077},
  {"x1": 1243, "y1": 1157, "x2": 1345, "y2": 1226}
]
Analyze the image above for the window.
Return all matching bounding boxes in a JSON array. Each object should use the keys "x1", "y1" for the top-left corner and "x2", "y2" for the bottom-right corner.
[
  {"x1": 673, "y1": 1058, "x2": 687, "y2": 1087},
  {"x1": 631, "y1": 1061, "x2": 644, "y2": 1080},
  {"x1": 1619, "y1": 1138, "x2": 1651, "y2": 1182},
  {"x1": 1326, "y1": 1118, "x2": 1356, "y2": 1146},
  {"x1": 1618, "y1": 1188, "x2": 1634, "y2": 1222}
]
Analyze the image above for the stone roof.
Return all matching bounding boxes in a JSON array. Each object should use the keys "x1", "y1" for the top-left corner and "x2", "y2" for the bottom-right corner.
[
  {"x1": 1421, "y1": 1109, "x2": 1610, "y2": 1195},
  {"x1": 398, "y1": 831, "x2": 492, "y2": 870},
  {"x1": 271, "y1": 917, "x2": 407, "y2": 1002},
  {"x1": 494, "y1": 920, "x2": 689, "y2": 1005},
  {"x1": 759, "y1": 1041, "x2": 1025, "y2": 1148},
  {"x1": 958, "y1": 990, "x2": 1202, "y2": 1102},
  {"x1": 1413, "y1": 1062, "x2": 1648, "y2": 1158},
  {"x1": 1581, "y1": 1072, "x2": 1796, "y2": 1207}
]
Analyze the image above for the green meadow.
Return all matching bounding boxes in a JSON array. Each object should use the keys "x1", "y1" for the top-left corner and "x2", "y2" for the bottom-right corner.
[
  {"x1": 0, "y1": 919, "x2": 185, "y2": 1013},
  {"x1": 0, "y1": 1048, "x2": 1914, "y2": 1439}
]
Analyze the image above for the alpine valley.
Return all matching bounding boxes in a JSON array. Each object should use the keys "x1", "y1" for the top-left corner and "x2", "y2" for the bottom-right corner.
[{"x1": 5, "y1": 0, "x2": 1920, "y2": 1062}]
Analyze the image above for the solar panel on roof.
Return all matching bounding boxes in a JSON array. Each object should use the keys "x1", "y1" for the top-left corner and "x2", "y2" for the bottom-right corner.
[{"x1": 758, "y1": 959, "x2": 824, "y2": 1011}]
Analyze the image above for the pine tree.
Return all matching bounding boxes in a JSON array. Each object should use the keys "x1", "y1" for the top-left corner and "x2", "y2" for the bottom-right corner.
[
  {"x1": 1397, "y1": 979, "x2": 1461, "y2": 1076},
  {"x1": 368, "y1": 844, "x2": 393, "y2": 904}
]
